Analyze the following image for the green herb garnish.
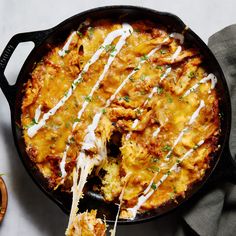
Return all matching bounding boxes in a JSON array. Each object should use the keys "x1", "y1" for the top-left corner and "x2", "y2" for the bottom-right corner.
[
  {"x1": 162, "y1": 145, "x2": 172, "y2": 152},
  {"x1": 167, "y1": 96, "x2": 173, "y2": 103},
  {"x1": 129, "y1": 77, "x2": 135, "y2": 82},
  {"x1": 151, "y1": 183, "x2": 157, "y2": 190},
  {"x1": 156, "y1": 65, "x2": 163, "y2": 70},
  {"x1": 140, "y1": 74, "x2": 146, "y2": 81},
  {"x1": 74, "y1": 118, "x2": 81, "y2": 122},
  {"x1": 160, "y1": 49, "x2": 166, "y2": 54},
  {"x1": 85, "y1": 96, "x2": 92, "y2": 102},
  {"x1": 147, "y1": 166, "x2": 160, "y2": 173},
  {"x1": 77, "y1": 31, "x2": 83, "y2": 37},
  {"x1": 156, "y1": 87, "x2": 164, "y2": 95},
  {"x1": 140, "y1": 54, "x2": 148, "y2": 61},
  {"x1": 123, "y1": 95, "x2": 130, "y2": 102},
  {"x1": 102, "y1": 108, "x2": 106, "y2": 114},
  {"x1": 188, "y1": 71, "x2": 195, "y2": 78}
]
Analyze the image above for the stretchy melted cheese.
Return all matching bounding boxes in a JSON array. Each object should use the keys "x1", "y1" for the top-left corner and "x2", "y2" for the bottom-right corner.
[{"x1": 21, "y1": 19, "x2": 220, "y2": 232}]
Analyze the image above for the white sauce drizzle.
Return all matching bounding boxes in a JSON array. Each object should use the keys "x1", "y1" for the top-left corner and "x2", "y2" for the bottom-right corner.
[
  {"x1": 183, "y1": 73, "x2": 217, "y2": 97},
  {"x1": 160, "y1": 67, "x2": 172, "y2": 82},
  {"x1": 188, "y1": 100, "x2": 205, "y2": 125},
  {"x1": 34, "y1": 105, "x2": 42, "y2": 123},
  {"x1": 164, "y1": 100, "x2": 205, "y2": 160},
  {"x1": 170, "y1": 33, "x2": 184, "y2": 44},
  {"x1": 58, "y1": 31, "x2": 77, "y2": 57},
  {"x1": 152, "y1": 127, "x2": 161, "y2": 138},
  {"x1": 27, "y1": 23, "x2": 132, "y2": 139},
  {"x1": 143, "y1": 173, "x2": 157, "y2": 195},
  {"x1": 127, "y1": 139, "x2": 204, "y2": 220},
  {"x1": 171, "y1": 46, "x2": 182, "y2": 62},
  {"x1": 59, "y1": 23, "x2": 133, "y2": 177},
  {"x1": 152, "y1": 118, "x2": 168, "y2": 138}
]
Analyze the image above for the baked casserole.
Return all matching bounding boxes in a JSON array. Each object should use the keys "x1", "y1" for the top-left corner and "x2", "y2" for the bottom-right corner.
[{"x1": 21, "y1": 19, "x2": 220, "y2": 233}]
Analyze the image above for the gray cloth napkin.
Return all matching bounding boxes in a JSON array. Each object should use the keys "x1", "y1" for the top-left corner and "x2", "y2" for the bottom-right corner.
[{"x1": 175, "y1": 25, "x2": 236, "y2": 236}]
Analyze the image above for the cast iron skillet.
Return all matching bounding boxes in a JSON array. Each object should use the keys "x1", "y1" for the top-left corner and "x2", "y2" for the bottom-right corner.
[{"x1": 0, "y1": 6, "x2": 235, "y2": 224}]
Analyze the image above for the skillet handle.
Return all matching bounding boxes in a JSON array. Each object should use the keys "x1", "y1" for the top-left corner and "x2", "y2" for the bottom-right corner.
[{"x1": 0, "y1": 29, "x2": 52, "y2": 107}]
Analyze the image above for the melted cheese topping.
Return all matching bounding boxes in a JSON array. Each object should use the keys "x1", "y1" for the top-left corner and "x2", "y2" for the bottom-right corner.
[{"x1": 21, "y1": 19, "x2": 220, "y2": 230}]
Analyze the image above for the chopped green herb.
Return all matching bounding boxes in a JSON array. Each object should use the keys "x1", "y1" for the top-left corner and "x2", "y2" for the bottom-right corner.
[
  {"x1": 193, "y1": 144, "x2": 199, "y2": 150},
  {"x1": 85, "y1": 96, "x2": 92, "y2": 102},
  {"x1": 129, "y1": 29, "x2": 132, "y2": 34},
  {"x1": 151, "y1": 183, "x2": 157, "y2": 190},
  {"x1": 166, "y1": 170, "x2": 172, "y2": 176},
  {"x1": 188, "y1": 71, "x2": 195, "y2": 78},
  {"x1": 65, "y1": 50, "x2": 70, "y2": 54},
  {"x1": 166, "y1": 153, "x2": 172, "y2": 159},
  {"x1": 123, "y1": 95, "x2": 130, "y2": 102},
  {"x1": 147, "y1": 166, "x2": 160, "y2": 173},
  {"x1": 134, "y1": 67, "x2": 140, "y2": 71},
  {"x1": 151, "y1": 158, "x2": 159, "y2": 163},
  {"x1": 70, "y1": 137, "x2": 75, "y2": 142},
  {"x1": 65, "y1": 122, "x2": 70, "y2": 128},
  {"x1": 156, "y1": 87, "x2": 164, "y2": 95},
  {"x1": 102, "y1": 108, "x2": 106, "y2": 114},
  {"x1": 173, "y1": 186, "x2": 177, "y2": 194},
  {"x1": 162, "y1": 145, "x2": 172, "y2": 152},
  {"x1": 160, "y1": 49, "x2": 166, "y2": 54},
  {"x1": 170, "y1": 192, "x2": 175, "y2": 200},
  {"x1": 25, "y1": 118, "x2": 38, "y2": 129},
  {"x1": 74, "y1": 118, "x2": 81, "y2": 122},
  {"x1": 176, "y1": 159, "x2": 181, "y2": 164},
  {"x1": 156, "y1": 65, "x2": 163, "y2": 70},
  {"x1": 64, "y1": 92, "x2": 68, "y2": 97},
  {"x1": 129, "y1": 77, "x2": 135, "y2": 82},
  {"x1": 167, "y1": 96, "x2": 173, "y2": 103},
  {"x1": 58, "y1": 172, "x2": 62, "y2": 177},
  {"x1": 140, "y1": 54, "x2": 148, "y2": 61},
  {"x1": 140, "y1": 74, "x2": 146, "y2": 81},
  {"x1": 135, "y1": 108, "x2": 142, "y2": 115},
  {"x1": 140, "y1": 91, "x2": 147, "y2": 95},
  {"x1": 77, "y1": 31, "x2": 83, "y2": 37},
  {"x1": 104, "y1": 44, "x2": 116, "y2": 54}
]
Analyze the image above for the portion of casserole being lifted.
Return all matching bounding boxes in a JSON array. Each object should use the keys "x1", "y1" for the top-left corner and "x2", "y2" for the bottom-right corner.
[{"x1": 21, "y1": 19, "x2": 220, "y2": 235}]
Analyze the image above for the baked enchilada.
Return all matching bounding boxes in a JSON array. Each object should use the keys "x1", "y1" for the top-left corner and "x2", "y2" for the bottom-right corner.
[{"x1": 21, "y1": 19, "x2": 220, "y2": 234}]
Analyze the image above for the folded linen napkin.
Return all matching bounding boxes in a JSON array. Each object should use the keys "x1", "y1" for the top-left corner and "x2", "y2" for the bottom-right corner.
[{"x1": 175, "y1": 25, "x2": 236, "y2": 236}]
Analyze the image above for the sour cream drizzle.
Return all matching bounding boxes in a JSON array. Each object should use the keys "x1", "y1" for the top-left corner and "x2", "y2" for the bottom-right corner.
[
  {"x1": 183, "y1": 73, "x2": 217, "y2": 97},
  {"x1": 58, "y1": 31, "x2": 77, "y2": 57},
  {"x1": 127, "y1": 139, "x2": 204, "y2": 220},
  {"x1": 164, "y1": 100, "x2": 205, "y2": 160},
  {"x1": 171, "y1": 46, "x2": 182, "y2": 62},
  {"x1": 34, "y1": 105, "x2": 42, "y2": 123},
  {"x1": 59, "y1": 23, "x2": 133, "y2": 177},
  {"x1": 170, "y1": 32, "x2": 184, "y2": 44},
  {"x1": 159, "y1": 67, "x2": 172, "y2": 82},
  {"x1": 27, "y1": 23, "x2": 132, "y2": 139}
]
